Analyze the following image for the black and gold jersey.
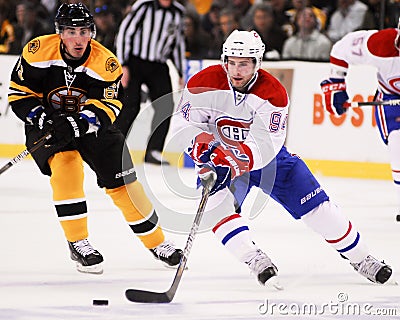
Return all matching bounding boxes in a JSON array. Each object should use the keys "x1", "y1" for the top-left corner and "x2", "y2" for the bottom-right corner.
[{"x1": 8, "y1": 34, "x2": 123, "y2": 128}]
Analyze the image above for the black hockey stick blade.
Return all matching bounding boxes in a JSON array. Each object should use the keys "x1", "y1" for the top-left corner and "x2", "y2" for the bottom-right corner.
[
  {"x1": 125, "y1": 288, "x2": 173, "y2": 303},
  {"x1": 0, "y1": 132, "x2": 52, "y2": 176},
  {"x1": 125, "y1": 173, "x2": 215, "y2": 303}
]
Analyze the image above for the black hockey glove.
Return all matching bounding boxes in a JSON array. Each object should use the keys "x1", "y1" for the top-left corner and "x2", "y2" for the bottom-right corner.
[{"x1": 45, "y1": 113, "x2": 89, "y2": 147}]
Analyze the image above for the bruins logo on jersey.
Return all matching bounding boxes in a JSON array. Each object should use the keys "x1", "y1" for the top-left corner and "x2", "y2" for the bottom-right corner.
[
  {"x1": 48, "y1": 87, "x2": 87, "y2": 113},
  {"x1": 105, "y1": 57, "x2": 118, "y2": 73},
  {"x1": 28, "y1": 39, "x2": 40, "y2": 54}
]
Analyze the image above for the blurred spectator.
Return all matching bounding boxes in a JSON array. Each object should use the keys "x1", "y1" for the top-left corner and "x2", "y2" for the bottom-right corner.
[
  {"x1": 13, "y1": 1, "x2": 52, "y2": 52},
  {"x1": 93, "y1": 4, "x2": 119, "y2": 52},
  {"x1": 219, "y1": 8, "x2": 241, "y2": 37},
  {"x1": 232, "y1": 0, "x2": 255, "y2": 30},
  {"x1": 187, "y1": 0, "x2": 213, "y2": 15},
  {"x1": 286, "y1": 0, "x2": 327, "y2": 30},
  {"x1": 265, "y1": 0, "x2": 293, "y2": 36},
  {"x1": 0, "y1": 1, "x2": 17, "y2": 54},
  {"x1": 359, "y1": 0, "x2": 398, "y2": 30},
  {"x1": 209, "y1": 8, "x2": 241, "y2": 58},
  {"x1": 251, "y1": 3, "x2": 287, "y2": 59},
  {"x1": 184, "y1": 10, "x2": 213, "y2": 59},
  {"x1": 282, "y1": 7, "x2": 332, "y2": 60},
  {"x1": 201, "y1": 1, "x2": 221, "y2": 37},
  {"x1": 327, "y1": 0, "x2": 368, "y2": 43}
]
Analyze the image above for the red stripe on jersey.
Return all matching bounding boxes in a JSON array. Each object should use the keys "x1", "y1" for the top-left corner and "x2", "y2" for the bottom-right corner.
[
  {"x1": 367, "y1": 29, "x2": 399, "y2": 58},
  {"x1": 377, "y1": 105, "x2": 388, "y2": 138},
  {"x1": 250, "y1": 69, "x2": 288, "y2": 107},
  {"x1": 326, "y1": 221, "x2": 352, "y2": 243},
  {"x1": 241, "y1": 143, "x2": 254, "y2": 170},
  {"x1": 187, "y1": 65, "x2": 288, "y2": 108},
  {"x1": 212, "y1": 214, "x2": 241, "y2": 233},
  {"x1": 330, "y1": 56, "x2": 348, "y2": 68},
  {"x1": 187, "y1": 65, "x2": 230, "y2": 94},
  {"x1": 393, "y1": 169, "x2": 400, "y2": 173},
  {"x1": 378, "y1": 79, "x2": 398, "y2": 95}
]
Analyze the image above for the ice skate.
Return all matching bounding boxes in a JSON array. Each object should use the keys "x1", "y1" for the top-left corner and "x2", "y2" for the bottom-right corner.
[
  {"x1": 150, "y1": 240, "x2": 183, "y2": 268},
  {"x1": 245, "y1": 249, "x2": 279, "y2": 286},
  {"x1": 68, "y1": 239, "x2": 104, "y2": 274},
  {"x1": 351, "y1": 255, "x2": 392, "y2": 284}
]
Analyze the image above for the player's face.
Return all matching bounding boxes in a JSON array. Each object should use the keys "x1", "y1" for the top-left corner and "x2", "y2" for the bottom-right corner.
[
  {"x1": 60, "y1": 27, "x2": 91, "y2": 60},
  {"x1": 226, "y1": 57, "x2": 256, "y2": 91}
]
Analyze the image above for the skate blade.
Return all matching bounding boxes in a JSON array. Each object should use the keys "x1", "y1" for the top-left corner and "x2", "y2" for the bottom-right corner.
[
  {"x1": 162, "y1": 262, "x2": 188, "y2": 270},
  {"x1": 270, "y1": 276, "x2": 284, "y2": 290},
  {"x1": 264, "y1": 276, "x2": 284, "y2": 290},
  {"x1": 384, "y1": 277, "x2": 398, "y2": 286},
  {"x1": 76, "y1": 262, "x2": 104, "y2": 274}
]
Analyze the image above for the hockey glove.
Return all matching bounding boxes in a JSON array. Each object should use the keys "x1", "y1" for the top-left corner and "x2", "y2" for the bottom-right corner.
[
  {"x1": 209, "y1": 144, "x2": 252, "y2": 180},
  {"x1": 188, "y1": 132, "x2": 219, "y2": 164},
  {"x1": 26, "y1": 105, "x2": 49, "y2": 130},
  {"x1": 45, "y1": 113, "x2": 89, "y2": 147},
  {"x1": 320, "y1": 78, "x2": 349, "y2": 115},
  {"x1": 198, "y1": 164, "x2": 231, "y2": 195}
]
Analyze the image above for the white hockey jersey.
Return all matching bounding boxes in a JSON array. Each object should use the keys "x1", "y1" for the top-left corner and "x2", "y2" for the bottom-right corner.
[
  {"x1": 170, "y1": 65, "x2": 289, "y2": 170},
  {"x1": 329, "y1": 28, "x2": 400, "y2": 95}
]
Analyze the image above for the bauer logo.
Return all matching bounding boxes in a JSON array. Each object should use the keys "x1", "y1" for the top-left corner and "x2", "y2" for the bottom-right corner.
[
  {"x1": 300, "y1": 187, "x2": 322, "y2": 205},
  {"x1": 115, "y1": 168, "x2": 135, "y2": 179}
]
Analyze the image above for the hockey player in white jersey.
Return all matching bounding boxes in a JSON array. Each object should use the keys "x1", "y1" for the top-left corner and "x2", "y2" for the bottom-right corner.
[
  {"x1": 321, "y1": 18, "x2": 400, "y2": 221},
  {"x1": 170, "y1": 30, "x2": 393, "y2": 285}
]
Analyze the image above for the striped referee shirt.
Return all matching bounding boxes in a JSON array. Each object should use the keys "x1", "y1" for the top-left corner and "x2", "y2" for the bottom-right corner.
[{"x1": 116, "y1": 0, "x2": 185, "y2": 77}]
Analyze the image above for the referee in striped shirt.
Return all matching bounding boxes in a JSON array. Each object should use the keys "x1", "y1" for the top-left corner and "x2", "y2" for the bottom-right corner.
[{"x1": 115, "y1": 0, "x2": 185, "y2": 165}]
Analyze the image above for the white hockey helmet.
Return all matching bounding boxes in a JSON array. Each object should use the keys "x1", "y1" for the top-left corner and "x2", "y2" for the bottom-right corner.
[{"x1": 221, "y1": 30, "x2": 265, "y2": 71}]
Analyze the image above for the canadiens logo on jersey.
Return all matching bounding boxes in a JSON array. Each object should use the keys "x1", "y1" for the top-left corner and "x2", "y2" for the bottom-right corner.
[
  {"x1": 106, "y1": 57, "x2": 118, "y2": 73},
  {"x1": 215, "y1": 116, "x2": 252, "y2": 147},
  {"x1": 28, "y1": 39, "x2": 40, "y2": 54}
]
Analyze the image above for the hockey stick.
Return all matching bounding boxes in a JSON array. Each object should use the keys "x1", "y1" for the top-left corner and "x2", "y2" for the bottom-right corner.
[
  {"x1": 125, "y1": 170, "x2": 216, "y2": 303},
  {"x1": 0, "y1": 133, "x2": 52, "y2": 176},
  {"x1": 345, "y1": 100, "x2": 400, "y2": 108}
]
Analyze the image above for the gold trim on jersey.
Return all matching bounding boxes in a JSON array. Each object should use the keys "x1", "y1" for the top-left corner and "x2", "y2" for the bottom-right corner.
[
  {"x1": 22, "y1": 35, "x2": 122, "y2": 83},
  {"x1": 8, "y1": 81, "x2": 43, "y2": 103},
  {"x1": 83, "y1": 40, "x2": 122, "y2": 82},
  {"x1": 84, "y1": 98, "x2": 122, "y2": 122}
]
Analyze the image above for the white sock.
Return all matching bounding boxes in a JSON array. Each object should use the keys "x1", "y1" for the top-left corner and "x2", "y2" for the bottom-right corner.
[
  {"x1": 301, "y1": 201, "x2": 368, "y2": 263},
  {"x1": 388, "y1": 130, "x2": 400, "y2": 212},
  {"x1": 212, "y1": 213, "x2": 257, "y2": 263}
]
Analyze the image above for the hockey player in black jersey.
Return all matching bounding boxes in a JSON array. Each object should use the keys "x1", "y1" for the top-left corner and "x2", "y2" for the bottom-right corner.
[{"x1": 8, "y1": 3, "x2": 182, "y2": 274}]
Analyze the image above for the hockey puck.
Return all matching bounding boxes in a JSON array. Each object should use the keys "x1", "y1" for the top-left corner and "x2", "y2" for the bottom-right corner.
[
  {"x1": 93, "y1": 299, "x2": 109, "y2": 306},
  {"x1": 396, "y1": 215, "x2": 400, "y2": 222}
]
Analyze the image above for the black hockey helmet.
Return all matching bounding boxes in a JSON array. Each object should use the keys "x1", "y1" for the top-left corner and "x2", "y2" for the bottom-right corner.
[{"x1": 55, "y1": 3, "x2": 96, "y2": 38}]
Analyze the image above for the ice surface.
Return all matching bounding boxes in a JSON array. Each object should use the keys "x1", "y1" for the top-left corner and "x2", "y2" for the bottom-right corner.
[{"x1": 0, "y1": 159, "x2": 399, "y2": 319}]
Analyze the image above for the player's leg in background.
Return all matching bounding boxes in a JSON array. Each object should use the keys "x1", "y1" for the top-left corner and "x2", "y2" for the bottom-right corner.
[
  {"x1": 114, "y1": 57, "x2": 143, "y2": 137},
  {"x1": 143, "y1": 61, "x2": 174, "y2": 164},
  {"x1": 387, "y1": 129, "x2": 400, "y2": 221},
  {"x1": 269, "y1": 148, "x2": 392, "y2": 284}
]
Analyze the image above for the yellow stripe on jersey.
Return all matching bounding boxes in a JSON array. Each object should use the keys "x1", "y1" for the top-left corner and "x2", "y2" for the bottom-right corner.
[
  {"x1": 22, "y1": 35, "x2": 62, "y2": 65},
  {"x1": 8, "y1": 80, "x2": 43, "y2": 103},
  {"x1": 86, "y1": 39, "x2": 123, "y2": 82},
  {"x1": 84, "y1": 98, "x2": 122, "y2": 123}
]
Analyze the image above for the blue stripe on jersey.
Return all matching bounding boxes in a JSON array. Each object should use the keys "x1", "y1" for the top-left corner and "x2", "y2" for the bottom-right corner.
[
  {"x1": 337, "y1": 232, "x2": 360, "y2": 253},
  {"x1": 221, "y1": 226, "x2": 249, "y2": 245}
]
